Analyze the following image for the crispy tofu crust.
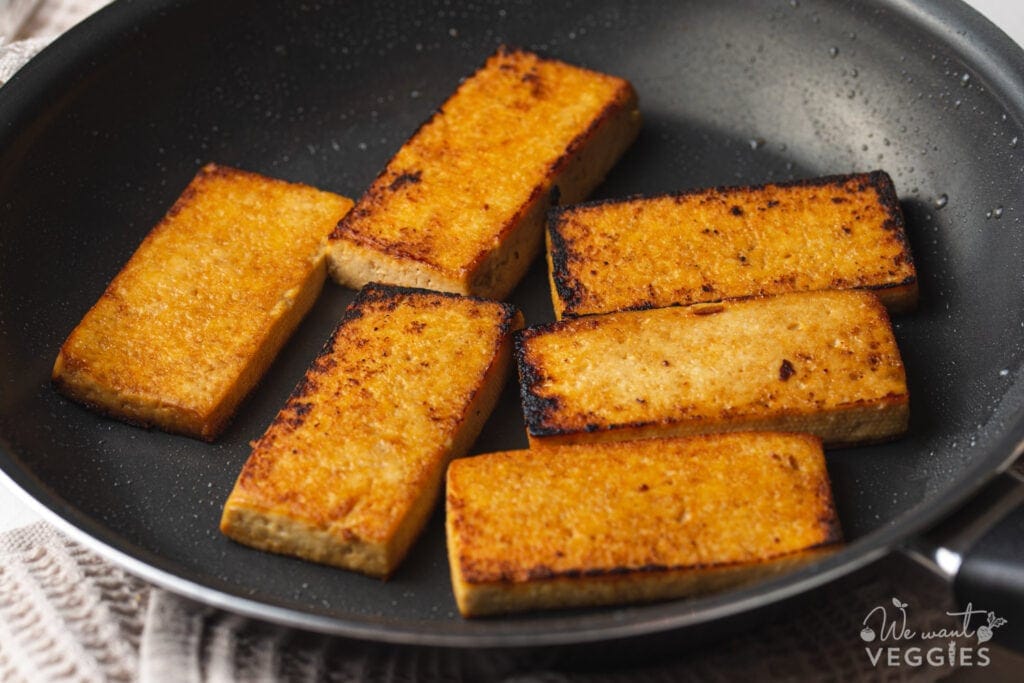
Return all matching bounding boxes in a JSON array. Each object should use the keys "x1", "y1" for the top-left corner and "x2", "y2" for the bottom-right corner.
[
  {"x1": 517, "y1": 290, "x2": 909, "y2": 448},
  {"x1": 51, "y1": 164, "x2": 353, "y2": 441},
  {"x1": 547, "y1": 171, "x2": 917, "y2": 319},
  {"x1": 327, "y1": 45, "x2": 641, "y2": 300},
  {"x1": 446, "y1": 432, "x2": 841, "y2": 617},
  {"x1": 220, "y1": 284, "x2": 523, "y2": 578}
]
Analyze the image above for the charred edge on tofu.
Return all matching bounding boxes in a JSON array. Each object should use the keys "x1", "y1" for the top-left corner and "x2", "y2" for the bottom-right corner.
[
  {"x1": 356, "y1": 282, "x2": 519, "y2": 325},
  {"x1": 868, "y1": 170, "x2": 918, "y2": 279},
  {"x1": 546, "y1": 212, "x2": 586, "y2": 313},
  {"x1": 513, "y1": 330, "x2": 562, "y2": 435},
  {"x1": 548, "y1": 170, "x2": 916, "y2": 311},
  {"x1": 514, "y1": 331, "x2": 907, "y2": 439},
  {"x1": 553, "y1": 170, "x2": 895, "y2": 213},
  {"x1": 457, "y1": 545, "x2": 840, "y2": 585},
  {"x1": 514, "y1": 318, "x2": 672, "y2": 438},
  {"x1": 540, "y1": 81, "x2": 639, "y2": 316}
]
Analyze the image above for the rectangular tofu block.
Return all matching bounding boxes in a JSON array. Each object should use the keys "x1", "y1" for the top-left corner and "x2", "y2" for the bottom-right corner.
[
  {"x1": 52, "y1": 164, "x2": 354, "y2": 441},
  {"x1": 220, "y1": 284, "x2": 523, "y2": 577},
  {"x1": 547, "y1": 171, "x2": 917, "y2": 319},
  {"x1": 327, "y1": 46, "x2": 641, "y2": 300},
  {"x1": 517, "y1": 290, "x2": 908, "y2": 448},
  {"x1": 446, "y1": 432, "x2": 841, "y2": 617}
]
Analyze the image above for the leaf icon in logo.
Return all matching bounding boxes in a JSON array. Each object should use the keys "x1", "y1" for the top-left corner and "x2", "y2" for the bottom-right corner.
[
  {"x1": 977, "y1": 610, "x2": 1007, "y2": 643},
  {"x1": 892, "y1": 597, "x2": 907, "y2": 609}
]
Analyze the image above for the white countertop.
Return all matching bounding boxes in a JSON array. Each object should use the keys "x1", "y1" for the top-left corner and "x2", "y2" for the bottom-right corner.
[{"x1": 2, "y1": 0, "x2": 1023, "y2": 533}]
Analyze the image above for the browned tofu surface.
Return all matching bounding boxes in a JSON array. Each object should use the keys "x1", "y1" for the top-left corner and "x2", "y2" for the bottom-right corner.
[
  {"x1": 517, "y1": 290, "x2": 908, "y2": 448},
  {"x1": 446, "y1": 432, "x2": 841, "y2": 617},
  {"x1": 52, "y1": 164, "x2": 353, "y2": 441},
  {"x1": 547, "y1": 171, "x2": 917, "y2": 319},
  {"x1": 327, "y1": 46, "x2": 641, "y2": 300},
  {"x1": 221, "y1": 284, "x2": 523, "y2": 577}
]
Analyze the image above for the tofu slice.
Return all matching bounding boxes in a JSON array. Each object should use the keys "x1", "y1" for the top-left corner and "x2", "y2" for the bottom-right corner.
[
  {"x1": 446, "y1": 432, "x2": 841, "y2": 617},
  {"x1": 547, "y1": 171, "x2": 917, "y2": 319},
  {"x1": 327, "y1": 46, "x2": 641, "y2": 300},
  {"x1": 52, "y1": 164, "x2": 353, "y2": 441},
  {"x1": 220, "y1": 284, "x2": 523, "y2": 578},
  {"x1": 517, "y1": 290, "x2": 908, "y2": 448}
]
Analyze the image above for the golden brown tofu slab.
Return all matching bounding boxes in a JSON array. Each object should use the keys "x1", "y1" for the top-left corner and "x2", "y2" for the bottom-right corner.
[
  {"x1": 52, "y1": 164, "x2": 353, "y2": 441},
  {"x1": 517, "y1": 290, "x2": 908, "y2": 448},
  {"x1": 547, "y1": 171, "x2": 917, "y2": 319},
  {"x1": 446, "y1": 432, "x2": 840, "y2": 617},
  {"x1": 327, "y1": 46, "x2": 641, "y2": 300},
  {"x1": 220, "y1": 284, "x2": 523, "y2": 578}
]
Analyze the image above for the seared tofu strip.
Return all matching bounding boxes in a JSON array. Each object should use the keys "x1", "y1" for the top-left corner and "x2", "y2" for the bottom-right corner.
[
  {"x1": 52, "y1": 164, "x2": 353, "y2": 441},
  {"x1": 547, "y1": 171, "x2": 916, "y2": 319},
  {"x1": 221, "y1": 284, "x2": 523, "y2": 578},
  {"x1": 446, "y1": 432, "x2": 841, "y2": 617},
  {"x1": 517, "y1": 290, "x2": 908, "y2": 448},
  {"x1": 328, "y1": 45, "x2": 641, "y2": 300}
]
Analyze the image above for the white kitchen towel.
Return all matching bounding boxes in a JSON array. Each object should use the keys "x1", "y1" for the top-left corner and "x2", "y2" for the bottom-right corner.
[
  {"x1": 0, "y1": 522, "x2": 146, "y2": 683},
  {"x1": 0, "y1": 0, "x2": 41, "y2": 43},
  {"x1": 0, "y1": 0, "x2": 109, "y2": 86},
  {"x1": 5, "y1": 520, "x2": 1008, "y2": 683},
  {"x1": 0, "y1": 35, "x2": 47, "y2": 82}
]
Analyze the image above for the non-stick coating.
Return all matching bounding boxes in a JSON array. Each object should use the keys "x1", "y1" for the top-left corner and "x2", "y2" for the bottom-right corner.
[{"x1": 1, "y1": 0, "x2": 1023, "y2": 646}]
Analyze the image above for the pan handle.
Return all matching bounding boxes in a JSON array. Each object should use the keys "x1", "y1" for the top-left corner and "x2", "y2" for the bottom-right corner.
[{"x1": 903, "y1": 469, "x2": 1024, "y2": 652}]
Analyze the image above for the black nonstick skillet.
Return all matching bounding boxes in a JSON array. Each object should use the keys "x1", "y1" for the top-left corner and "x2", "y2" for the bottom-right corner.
[{"x1": 0, "y1": 0, "x2": 1022, "y2": 652}]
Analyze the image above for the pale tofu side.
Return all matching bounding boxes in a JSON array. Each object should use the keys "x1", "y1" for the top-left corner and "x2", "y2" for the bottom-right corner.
[
  {"x1": 327, "y1": 46, "x2": 641, "y2": 300},
  {"x1": 446, "y1": 432, "x2": 841, "y2": 617},
  {"x1": 517, "y1": 290, "x2": 909, "y2": 448},
  {"x1": 52, "y1": 164, "x2": 354, "y2": 441},
  {"x1": 547, "y1": 171, "x2": 917, "y2": 320},
  {"x1": 220, "y1": 284, "x2": 523, "y2": 578}
]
